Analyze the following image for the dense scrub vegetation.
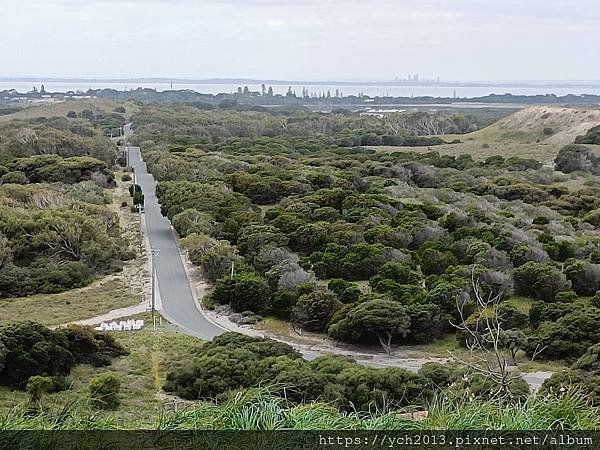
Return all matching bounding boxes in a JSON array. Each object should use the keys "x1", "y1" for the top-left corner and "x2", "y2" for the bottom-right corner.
[
  {"x1": 0, "y1": 323, "x2": 597, "y2": 430},
  {"x1": 540, "y1": 343, "x2": 600, "y2": 404},
  {"x1": 133, "y1": 106, "x2": 600, "y2": 364},
  {"x1": 0, "y1": 322, "x2": 126, "y2": 389},
  {"x1": 130, "y1": 104, "x2": 488, "y2": 151},
  {"x1": 0, "y1": 116, "x2": 118, "y2": 165},
  {"x1": 554, "y1": 144, "x2": 600, "y2": 175},
  {"x1": 164, "y1": 332, "x2": 532, "y2": 409},
  {"x1": 575, "y1": 125, "x2": 600, "y2": 145},
  {"x1": 0, "y1": 115, "x2": 130, "y2": 298},
  {"x1": 0, "y1": 326, "x2": 596, "y2": 430}
]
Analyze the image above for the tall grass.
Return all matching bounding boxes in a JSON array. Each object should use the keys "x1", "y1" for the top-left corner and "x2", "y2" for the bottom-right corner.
[
  {"x1": 0, "y1": 387, "x2": 597, "y2": 430},
  {"x1": 424, "y1": 391, "x2": 599, "y2": 430}
]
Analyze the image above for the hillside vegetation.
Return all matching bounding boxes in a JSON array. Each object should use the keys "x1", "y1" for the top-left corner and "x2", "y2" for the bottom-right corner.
[
  {"x1": 0, "y1": 99, "x2": 138, "y2": 123},
  {"x1": 1, "y1": 102, "x2": 599, "y2": 431},
  {"x1": 0, "y1": 323, "x2": 598, "y2": 430}
]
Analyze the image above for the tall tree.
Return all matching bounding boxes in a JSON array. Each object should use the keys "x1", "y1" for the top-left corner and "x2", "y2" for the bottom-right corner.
[{"x1": 345, "y1": 299, "x2": 411, "y2": 354}]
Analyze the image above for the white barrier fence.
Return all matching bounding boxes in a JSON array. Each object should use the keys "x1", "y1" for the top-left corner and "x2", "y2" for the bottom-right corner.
[{"x1": 94, "y1": 319, "x2": 144, "y2": 332}]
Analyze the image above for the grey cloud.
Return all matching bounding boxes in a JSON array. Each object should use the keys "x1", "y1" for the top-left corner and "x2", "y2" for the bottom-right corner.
[{"x1": 0, "y1": 0, "x2": 597, "y2": 80}]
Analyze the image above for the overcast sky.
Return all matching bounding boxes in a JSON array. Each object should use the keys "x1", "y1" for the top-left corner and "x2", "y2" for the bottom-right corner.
[{"x1": 0, "y1": 0, "x2": 597, "y2": 81}]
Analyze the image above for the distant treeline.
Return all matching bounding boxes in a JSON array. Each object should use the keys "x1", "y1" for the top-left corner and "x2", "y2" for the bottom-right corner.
[
  {"x1": 95, "y1": 89, "x2": 600, "y2": 106},
  {"x1": 2, "y1": 87, "x2": 599, "y2": 107}
]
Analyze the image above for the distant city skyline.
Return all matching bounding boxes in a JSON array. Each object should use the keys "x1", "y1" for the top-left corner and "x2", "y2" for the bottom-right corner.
[
  {"x1": 2, "y1": 76, "x2": 600, "y2": 86},
  {"x1": 1, "y1": 0, "x2": 597, "y2": 81}
]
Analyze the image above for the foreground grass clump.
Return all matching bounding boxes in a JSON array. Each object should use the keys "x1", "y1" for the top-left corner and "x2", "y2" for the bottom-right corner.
[
  {"x1": 0, "y1": 388, "x2": 598, "y2": 430},
  {"x1": 157, "y1": 389, "x2": 600, "y2": 430},
  {"x1": 424, "y1": 392, "x2": 599, "y2": 430}
]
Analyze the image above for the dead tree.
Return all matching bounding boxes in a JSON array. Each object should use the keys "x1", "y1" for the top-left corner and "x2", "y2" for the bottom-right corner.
[{"x1": 448, "y1": 269, "x2": 545, "y2": 398}]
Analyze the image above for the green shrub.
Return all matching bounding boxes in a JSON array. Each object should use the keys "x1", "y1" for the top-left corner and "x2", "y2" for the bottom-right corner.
[
  {"x1": 554, "y1": 291, "x2": 578, "y2": 303},
  {"x1": 164, "y1": 333, "x2": 431, "y2": 411},
  {"x1": 592, "y1": 291, "x2": 600, "y2": 308},
  {"x1": 527, "y1": 308, "x2": 600, "y2": 360},
  {"x1": 88, "y1": 372, "x2": 121, "y2": 410},
  {"x1": 554, "y1": 144, "x2": 599, "y2": 174},
  {"x1": 418, "y1": 362, "x2": 452, "y2": 388},
  {"x1": 26, "y1": 375, "x2": 69, "y2": 406},
  {"x1": 575, "y1": 125, "x2": 600, "y2": 145},
  {"x1": 0, "y1": 322, "x2": 125, "y2": 388},
  {"x1": 1, "y1": 171, "x2": 29, "y2": 185},
  {"x1": 212, "y1": 273, "x2": 272, "y2": 314},
  {"x1": 292, "y1": 290, "x2": 339, "y2": 332},
  {"x1": 513, "y1": 262, "x2": 568, "y2": 301}
]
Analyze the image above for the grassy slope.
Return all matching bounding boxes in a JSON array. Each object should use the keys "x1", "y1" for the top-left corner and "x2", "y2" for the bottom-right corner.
[
  {"x1": 0, "y1": 317, "x2": 593, "y2": 429},
  {"x1": 372, "y1": 106, "x2": 600, "y2": 162}
]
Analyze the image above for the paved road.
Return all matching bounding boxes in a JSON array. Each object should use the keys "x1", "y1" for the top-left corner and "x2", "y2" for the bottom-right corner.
[{"x1": 127, "y1": 145, "x2": 224, "y2": 340}]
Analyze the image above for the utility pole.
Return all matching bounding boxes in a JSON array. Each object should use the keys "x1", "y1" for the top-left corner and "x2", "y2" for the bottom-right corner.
[
  {"x1": 150, "y1": 248, "x2": 160, "y2": 331},
  {"x1": 230, "y1": 248, "x2": 237, "y2": 278}
]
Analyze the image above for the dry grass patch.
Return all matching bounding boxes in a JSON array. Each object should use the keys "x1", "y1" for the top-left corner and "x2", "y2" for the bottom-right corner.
[
  {"x1": 371, "y1": 140, "x2": 561, "y2": 162},
  {"x1": 0, "y1": 278, "x2": 136, "y2": 326},
  {"x1": 260, "y1": 316, "x2": 294, "y2": 337}
]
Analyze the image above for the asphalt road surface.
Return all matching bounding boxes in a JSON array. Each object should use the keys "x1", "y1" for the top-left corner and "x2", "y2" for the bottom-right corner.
[{"x1": 127, "y1": 145, "x2": 224, "y2": 340}]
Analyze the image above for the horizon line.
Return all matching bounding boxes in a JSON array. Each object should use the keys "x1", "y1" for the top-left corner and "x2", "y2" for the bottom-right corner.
[{"x1": 2, "y1": 77, "x2": 600, "y2": 88}]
